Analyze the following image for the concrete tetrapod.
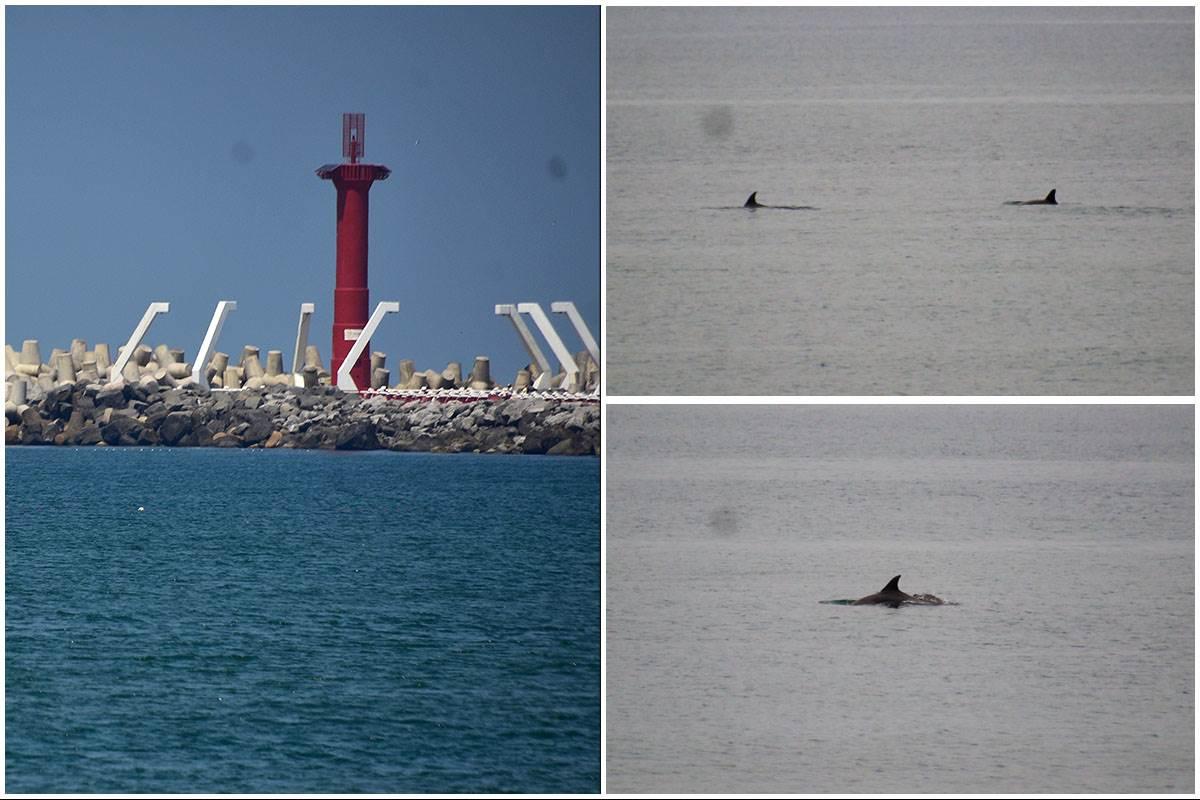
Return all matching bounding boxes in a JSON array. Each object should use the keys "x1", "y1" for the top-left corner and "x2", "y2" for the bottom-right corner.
[
  {"x1": 79, "y1": 359, "x2": 101, "y2": 384},
  {"x1": 304, "y1": 345, "x2": 324, "y2": 371},
  {"x1": 242, "y1": 350, "x2": 265, "y2": 381},
  {"x1": 55, "y1": 353, "x2": 77, "y2": 385},
  {"x1": 94, "y1": 343, "x2": 112, "y2": 374},
  {"x1": 133, "y1": 344, "x2": 154, "y2": 368},
  {"x1": 154, "y1": 344, "x2": 174, "y2": 370},
  {"x1": 265, "y1": 350, "x2": 288, "y2": 385},
  {"x1": 397, "y1": 359, "x2": 415, "y2": 386},
  {"x1": 208, "y1": 352, "x2": 230, "y2": 386},
  {"x1": 70, "y1": 339, "x2": 88, "y2": 370},
  {"x1": 19, "y1": 340, "x2": 41, "y2": 368},
  {"x1": 468, "y1": 356, "x2": 493, "y2": 390}
]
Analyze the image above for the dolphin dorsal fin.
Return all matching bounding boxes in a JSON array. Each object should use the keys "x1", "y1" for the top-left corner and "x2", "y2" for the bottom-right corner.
[
  {"x1": 745, "y1": 192, "x2": 758, "y2": 207},
  {"x1": 882, "y1": 575, "x2": 902, "y2": 592},
  {"x1": 1045, "y1": 189, "x2": 1056, "y2": 204}
]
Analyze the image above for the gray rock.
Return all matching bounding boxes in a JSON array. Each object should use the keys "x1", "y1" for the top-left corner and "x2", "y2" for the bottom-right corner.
[
  {"x1": 100, "y1": 415, "x2": 142, "y2": 446},
  {"x1": 18, "y1": 407, "x2": 45, "y2": 445},
  {"x1": 158, "y1": 412, "x2": 193, "y2": 445},
  {"x1": 335, "y1": 420, "x2": 379, "y2": 450},
  {"x1": 74, "y1": 422, "x2": 102, "y2": 446},
  {"x1": 143, "y1": 402, "x2": 169, "y2": 429},
  {"x1": 238, "y1": 409, "x2": 273, "y2": 445},
  {"x1": 193, "y1": 424, "x2": 215, "y2": 447},
  {"x1": 39, "y1": 383, "x2": 74, "y2": 419},
  {"x1": 162, "y1": 389, "x2": 189, "y2": 412},
  {"x1": 547, "y1": 437, "x2": 588, "y2": 456}
]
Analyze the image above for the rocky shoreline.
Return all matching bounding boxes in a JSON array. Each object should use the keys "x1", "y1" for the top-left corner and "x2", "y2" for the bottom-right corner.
[{"x1": 5, "y1": 381, "x2": 599, "y2": 456}]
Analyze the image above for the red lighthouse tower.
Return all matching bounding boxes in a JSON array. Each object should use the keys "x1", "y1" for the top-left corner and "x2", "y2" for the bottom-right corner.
[{"x1": 316, "y1": 113, "x2": 390, "y2": 390}]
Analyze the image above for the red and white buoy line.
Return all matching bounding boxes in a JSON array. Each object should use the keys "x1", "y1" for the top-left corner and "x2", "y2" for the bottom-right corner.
[{"x1": 358, "y1": 386, "x2": 600, "y2": 404}]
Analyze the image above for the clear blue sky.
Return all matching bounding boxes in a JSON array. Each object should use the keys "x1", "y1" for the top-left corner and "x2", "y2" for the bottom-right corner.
[{"x1": 6, "y1": 6, "x2": 599, "y2": 385}]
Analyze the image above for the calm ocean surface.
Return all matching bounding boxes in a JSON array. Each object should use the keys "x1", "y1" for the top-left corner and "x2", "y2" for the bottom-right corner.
[
  {"x1": 607, "y1": 7, "x2": 1194, "y2": 394},
  {"x1": 7, "y1": 447, "x2": 599, "y2": 793},
  {"x1": 606, "y1": 406, "x2": 1193, "y2": 793}
]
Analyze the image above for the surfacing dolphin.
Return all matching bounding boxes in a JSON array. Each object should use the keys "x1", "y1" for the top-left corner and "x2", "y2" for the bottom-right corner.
[
  {"x1": 1005, "y1": 188, "x2": 1057, "y2": 206},
  {"x1": 853, "y1": 575, "x2": 912, "y2": 607},
  {"x1": 742, "y1": 191, "x2": 817, "y2": 211},
  {"x1": 852, "y1": 575, "x2": 945, "y2": 608}
]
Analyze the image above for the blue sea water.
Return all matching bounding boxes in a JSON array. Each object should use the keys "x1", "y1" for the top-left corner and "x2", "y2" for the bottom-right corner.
[{"x1": 6, "y1": 447, "x2": 599, "y2": 793}]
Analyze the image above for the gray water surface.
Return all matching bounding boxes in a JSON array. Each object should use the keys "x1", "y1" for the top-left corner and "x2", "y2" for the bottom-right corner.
[
  {"x1": 605, "y1": 406, "x2": 1193, "y2": 793},
  {"x1": 607, "y1": 8, "x2": 1194, "y2": 394}
]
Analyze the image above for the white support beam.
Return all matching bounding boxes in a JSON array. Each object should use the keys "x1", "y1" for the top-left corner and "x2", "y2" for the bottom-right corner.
[
  {"x1": 190, "y1": 300, "x2": 237, "y2": 389},
  {"x1": 109, "y1": 302, "x2": 170, "y2": 382},
  {"x1": 495, "y1": 303, "x2": 554, "y2": 388},
  {"x1": 291, "y1": 302, "x2": 315, "y2": 387},
  {"x1": 336, "y1": 301, "x2": 399, "y2": 392},
  {"x1": 550, "y1": 301, "x2": 599, "y2": 365},
  {"x1": 517, "y1": 302, "x2": 579, "y2": 390}
]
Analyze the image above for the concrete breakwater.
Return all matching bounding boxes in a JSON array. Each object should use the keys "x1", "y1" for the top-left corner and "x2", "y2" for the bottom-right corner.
[{"x1": 5, "y1": 381, "x2": 599, "y2": 456}]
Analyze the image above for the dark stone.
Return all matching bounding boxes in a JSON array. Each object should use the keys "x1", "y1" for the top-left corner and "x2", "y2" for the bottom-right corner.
[
  {"x1": 128, "y1": 383, "x2": 153, "y2": 403},
  {"x1": 22, "y1": 414, "x2": 43, "y2": 439},
  {"x1": 209, "y1": 392, "x2": 235, "y2": 414},
  {"x1": 73, "y1": 393, "x2": 96, "y2": 419},
  {"x1": 72, "y1": 381, "x2": 101, "y2": 399},
  {"x1": 335, "y1": 420, "x2": 379, "y2": 450},
  {"x1": 438, "y1": 436, "x2": 472, "y2": 454},
  {"x1": 18, "y1": 407, "x2": 45, "y2": 445},
  {"x1": 162, "y1": 389, "x2": 189, "y2": 412},
  {"x1": 214, "y1": 433, "x2": 243, "y2": 447},
  {"x1": 143, "y1": 402, "x2": 169, "y2": 429},
  {"x1": 194, "y1": 424, "x2": 214, "y2": 447},
  {"x1": 518, "y1": 412, "x2": 550, "y2": 436},
  {"x1": 237, "y1": 409, "x2": 273, "y2": 444},
  {"x1": 100, "y1": 415, "x2": 142, "y2": 445},
  {"x1": 519, "y1": 432, "x2": 553, "y2": 455},
  {"x1": 63, "y1": 410, "x2": 87, "y2": 441},
  {"x1": 40, "y1": 420, "x2": 64, "y2": 445},
  {"x1": 478, "y1": 428, "x2": 514, "y2": 452},
  {"x1": 136, "y1": 427, "x2": 160, "y2": 446},
  {"x1": 546, "y1": 437, "x2": 588, "y2": 456},
  {"x1": 73, "y1": 423, "x2": 102, "y2": 446},
  {"x1": 39, "y1": 383, "x2": 74, "y2": 419},
  {"x1": 95, "y1": 385, "x2": 128, "y2": 410},
  {"x1": 407, "y1": 433, "x2": 436, "y2": 452},
  {"x1": 158, "y1": 411, "x2": 193, "y2": 445}
]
